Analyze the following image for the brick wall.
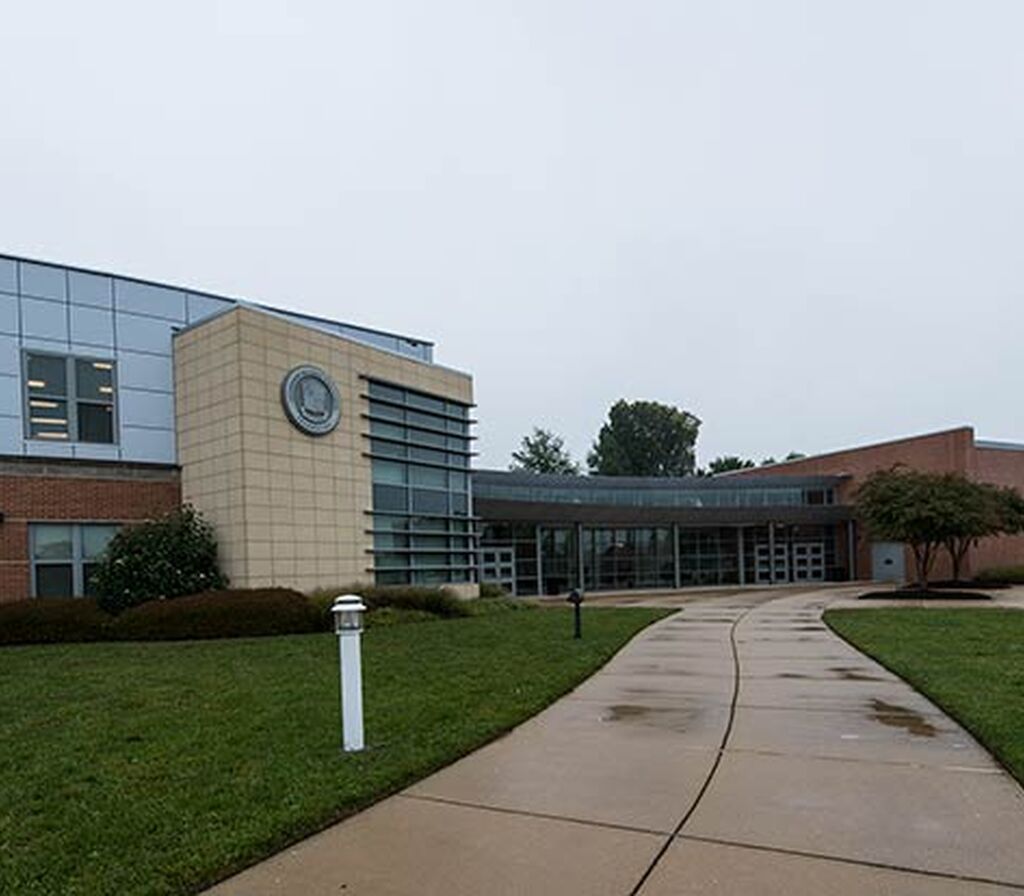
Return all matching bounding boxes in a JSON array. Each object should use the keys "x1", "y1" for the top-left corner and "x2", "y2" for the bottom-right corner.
[
  {"x1": 737, "y1": 428, "x2": 1024, "y2": 580},
  {"x1": 0, "y1": 460, "x2": 180, "y2": 602}
]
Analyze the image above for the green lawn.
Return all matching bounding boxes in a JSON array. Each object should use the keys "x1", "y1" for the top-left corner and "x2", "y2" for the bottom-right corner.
[
  {"x1": 825, "y1": 608, "x2": 1024, "y2": 784},
  {"x1": 0, "y1": 606, "x2": 667, "y2": 896}
]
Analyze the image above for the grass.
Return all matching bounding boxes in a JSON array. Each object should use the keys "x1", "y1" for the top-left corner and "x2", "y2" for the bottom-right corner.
[
  {"x1": 825, "y1": 608, "x2": 1024, "y2": 784},
  {"x1": 0, "y1": 605, "x2": 666, "y2": 896}
]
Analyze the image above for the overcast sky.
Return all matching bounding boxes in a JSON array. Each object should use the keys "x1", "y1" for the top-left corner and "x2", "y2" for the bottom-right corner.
[{"x1": 2, "y1": 2, "x2": 1023, "y2": 469}]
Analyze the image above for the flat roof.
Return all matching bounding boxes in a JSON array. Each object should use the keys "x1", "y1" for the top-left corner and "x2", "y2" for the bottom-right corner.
[{"x1": 474, "y1": 469, "x2": 847, "y2": 491}]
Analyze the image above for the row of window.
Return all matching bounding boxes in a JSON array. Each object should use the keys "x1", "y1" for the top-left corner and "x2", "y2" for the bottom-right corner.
[
  {"x1": 480, "y1": 523, "x2": 844, "y2": 595},
  {"x1": 473, "y1": 483, "x2": 835, "y2": 509},
  {"x1": 366, "y1": 380, "x2": 476, "y2": 586},
  {"x1": 25, "y1": 352, "x2": 117, "y2": 443},
  {"x1": 367, "y1": 381, "x2": 470, "y2": 419}
]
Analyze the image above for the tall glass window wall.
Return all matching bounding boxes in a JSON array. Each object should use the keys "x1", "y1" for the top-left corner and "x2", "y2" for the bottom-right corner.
[
  {"x1": 366, "y1": 380, "x2": 475, "y2": 585},
  {"x1": 480, "y1": 523, "x2": 846, "y2": 595},
  {"x1": 583, "y1": 527, "x2": 675, "y2": 592}
]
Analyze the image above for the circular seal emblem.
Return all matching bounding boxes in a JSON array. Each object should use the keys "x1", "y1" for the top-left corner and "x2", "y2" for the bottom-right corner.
[{"x1": 281, "y1": 365, "x2": 341, "y2": 436}]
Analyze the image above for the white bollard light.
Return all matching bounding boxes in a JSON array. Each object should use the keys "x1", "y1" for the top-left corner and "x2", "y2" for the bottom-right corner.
[{"x1": 330, "y1": 595, "x2": 367, "y2": 752}]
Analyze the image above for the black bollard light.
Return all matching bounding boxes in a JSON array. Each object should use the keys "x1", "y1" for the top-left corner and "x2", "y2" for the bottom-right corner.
[{"x1": 566, "y1": 588, "x2": 584, "y2": 639}]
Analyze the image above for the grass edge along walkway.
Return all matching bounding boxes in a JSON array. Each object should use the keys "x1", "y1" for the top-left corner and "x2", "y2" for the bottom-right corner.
[
  {"x1": 0, "y1": 605, "x2": 669, "y2": 896},
  {"x1": 824, "y1": 607, "x2": 1024, "y2": 788}
]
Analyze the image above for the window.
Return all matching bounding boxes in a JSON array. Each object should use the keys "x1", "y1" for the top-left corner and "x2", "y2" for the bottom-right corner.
[
  {"x1": 25, "y1": 352, "x2": 116, "y2": 443},
  {"x1": 31, "y1": 523, "x2": 120, "y2": 597},
  {"x1": 366, "y1": 379, "x2": 476, "y2": 585}
]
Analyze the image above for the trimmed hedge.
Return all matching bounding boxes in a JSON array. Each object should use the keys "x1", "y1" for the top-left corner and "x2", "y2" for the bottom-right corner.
[
  {"x1": 975, "y1": 565, "x2": 1024, "y2": 585},
  {"x1": 0, "y1": 589, "x2": 322, "y2": 646},
  {"x1": 112, "y1": 589, "x2": 322, "y2": 641},
  {"x1": 1, "y1": 585, "x2": 481, "y2": 646},
  {"x1": 0, "y1": 599, "x2": 112, "y2": 645}
]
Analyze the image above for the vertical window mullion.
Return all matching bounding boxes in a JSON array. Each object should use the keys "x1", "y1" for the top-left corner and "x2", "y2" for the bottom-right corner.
[
  {"x1": 72, "y1": 525, "x2": 82, "y2": 597},
  {"x1": 67, "y1": 356, "x2": 78, "y2": 441}
]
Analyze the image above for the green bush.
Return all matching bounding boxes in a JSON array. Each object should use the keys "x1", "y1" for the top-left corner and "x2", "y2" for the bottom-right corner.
[
  {"x1": 112, "y1": 589, "x2": 322, "y2": 641},
  {"x1": 92, "y1": 505, "x2": 227, "y2": 613},
  {"x1": 479, "y1": 583, "x2": 508, "y2": 599},
  {"x1": 308, "y1": 584, "x2": 472, "y2": 622},
  {"x1": 466, "y1": 597, "x2": 535, "y2": 616},
  {"x1": 0, "y1": 599, "x2": 113, "y2": 645},
  {"x1": 364, "y1": 607, "x2": 441, "y2": 628},
  {"x1": 975, "y1": 565, "x2": 1024, "y2": 584}
]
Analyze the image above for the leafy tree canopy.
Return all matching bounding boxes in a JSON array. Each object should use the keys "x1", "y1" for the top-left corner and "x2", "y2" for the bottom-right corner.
[
  {"x1": 700, "y1": 455, "x2": 755, "y2": 476},
  {"x1": 856, "y1": 468, "x2": 1024, "y2": 587},
  {"x1": 510, "y1": 427, "x2": 580, "y2": 475},
  {"x1": 588, "y1": 400, "x2": 700, "y2": 477}
]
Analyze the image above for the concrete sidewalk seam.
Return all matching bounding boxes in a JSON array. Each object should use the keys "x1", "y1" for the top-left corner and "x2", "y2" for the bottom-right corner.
[
  {"x1": 398, "y1": 793, "x2": 670, "y2": 838},
  {"x1": 627, "y1": 604, "x2": 758, "y2": 896},
  {"x1": 718, "y1": 745, "x2": 999, "y2": 773},
  {"x1": 675, "y1": 832, "x2": 1024, "y2": 891}
]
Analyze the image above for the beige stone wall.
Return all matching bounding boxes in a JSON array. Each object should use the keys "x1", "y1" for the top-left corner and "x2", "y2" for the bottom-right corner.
[{"x1": 174, "y1": 305, "x2": 474, "y2": 593}]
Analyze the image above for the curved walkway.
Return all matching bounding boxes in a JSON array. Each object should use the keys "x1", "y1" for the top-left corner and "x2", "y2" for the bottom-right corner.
[{"x1": 208, "y1": 588, "x2": 1024, "y2": 895}]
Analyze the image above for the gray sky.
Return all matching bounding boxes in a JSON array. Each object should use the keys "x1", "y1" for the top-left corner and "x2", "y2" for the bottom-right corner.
[{"x1": 3, "y1": 1, "x2": 1023, "y2": 469}]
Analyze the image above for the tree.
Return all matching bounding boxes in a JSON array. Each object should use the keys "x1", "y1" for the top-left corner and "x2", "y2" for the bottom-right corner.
[
  {"x1": 702, "y1": 456, "x2": 755, "y2": 476},
  {"x1": 587, "y1": 400, "x2": 701, "y2": 477},
  {"x1": 856, "y1": 468, "x2": 1024, "y2": 588},
  {"x1": 760, "y1": 452, "x2": 804, "y2": 466},
  {"x1": 939, "y1": 477, "x2": 1024, "y2": 581},
  {"x1": 855, "y1": 468, "x2": 949, "y2": 589},
  {"x1": 510, "y1": 427, "x2": 580, "y2": 475}
]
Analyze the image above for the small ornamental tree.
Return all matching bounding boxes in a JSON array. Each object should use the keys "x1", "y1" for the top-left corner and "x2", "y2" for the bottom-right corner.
[
  {"x1": 856, "y1": 469, "x2": 1024, "y2": 588},
  {"x1": 855, "y1": 469, "x2": 951, "y2": 589},
  {"x1": 941, "y1": 479, "x2": 1024, "y2": 581},
  {"x1": 91, "y1": 505, "x2": 227, "y2": 613}
]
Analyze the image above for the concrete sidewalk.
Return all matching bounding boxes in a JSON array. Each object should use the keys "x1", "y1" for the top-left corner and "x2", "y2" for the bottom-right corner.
[{"x1": 207, "y1": 589, "x2": 1024, "y2": 895}]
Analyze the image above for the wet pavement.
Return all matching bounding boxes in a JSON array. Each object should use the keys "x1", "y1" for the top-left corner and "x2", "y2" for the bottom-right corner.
[{"x1": 207, "y1": 587, "x2": 1024, "y2": 895}]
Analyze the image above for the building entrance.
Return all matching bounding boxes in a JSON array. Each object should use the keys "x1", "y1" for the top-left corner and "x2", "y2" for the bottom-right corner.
[{"x1": 479, "y1": 547, "x2": 516, "y2": 594}]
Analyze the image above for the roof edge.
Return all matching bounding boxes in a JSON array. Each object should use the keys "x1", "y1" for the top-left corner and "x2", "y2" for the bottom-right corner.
[
  {"x1": 0, "y1": 250, "x2": 435, "y2": 347},
  {"x1": 722, "y1": 426, "x2": 977, "y2": 476}
]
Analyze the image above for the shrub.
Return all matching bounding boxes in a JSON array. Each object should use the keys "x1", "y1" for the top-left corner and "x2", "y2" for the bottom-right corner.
[
  {"x1": 0, "y1": 599, "x2": 112, "y2": 645},
  {"x1": 92, "y1": 505, "x2": 227, "y2": 614},
  {"x1": 113, "y1": 588, "x2": 322, "y2": 641},
  {"x1": 479, "y1": 583, "x2": 508, "y2": 599},
  {"x1": 308, "y1": 584, "x2": 472, "y2": 622},
  {"x1": 364, "y1": 607, "x2": 441, "y2": 628},
  {"x1": 466, "y1": 597, "x2": 535, "y2": 616},
  {"x1": 976, "y1": 565, "x2": 1024, "y2": 585}
]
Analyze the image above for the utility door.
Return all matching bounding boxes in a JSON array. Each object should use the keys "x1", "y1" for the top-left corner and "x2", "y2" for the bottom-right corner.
[{"x1": 871, "y1": 542, "x2": 905, "y2": 583}]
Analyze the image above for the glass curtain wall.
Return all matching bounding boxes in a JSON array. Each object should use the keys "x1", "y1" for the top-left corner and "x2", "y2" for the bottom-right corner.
[
  {"x1": 480, "y1": 522, "x2": 847, "y2": 596},
  {"x1": 366, "y1": 380, "x2": 475, "y2": 585},
  {"x1": 582, "y1": 527, "x2": 675, "y2": 591}
]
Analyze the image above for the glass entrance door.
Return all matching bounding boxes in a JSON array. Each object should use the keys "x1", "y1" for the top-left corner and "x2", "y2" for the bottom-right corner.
[
  {"x1": 480, "y1": 547, "x2": 516, "y2": 595},
  {"x1": 754, "y1": 541, "x2": 789, "y2": 583},
  {"x1": 792, "y1": 542, "x2": 825, "y2": 581}
]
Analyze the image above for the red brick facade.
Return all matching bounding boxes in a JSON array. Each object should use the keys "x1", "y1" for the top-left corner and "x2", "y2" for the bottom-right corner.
[
  {"x1": 736, "y1": 427, "x2": 1024, "y2": 580},
  {"x1": 0, "y1": 459, "x2": 181, "y2": 603}
]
